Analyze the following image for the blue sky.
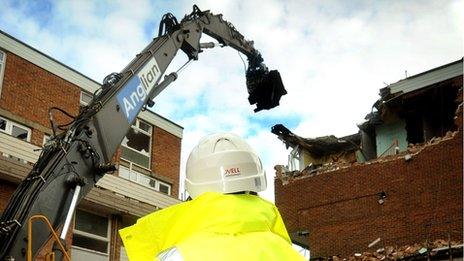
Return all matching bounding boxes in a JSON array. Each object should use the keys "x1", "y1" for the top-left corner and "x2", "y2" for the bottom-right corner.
[{"x1": 0, "y1": 0, "x2": 462, "y2": 201}]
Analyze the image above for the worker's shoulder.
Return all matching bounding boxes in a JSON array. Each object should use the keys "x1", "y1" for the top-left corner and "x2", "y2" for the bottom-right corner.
[
  {"x1": 183, "y1": 192, "x2": 278, "y2": 213},
  {"x1": 212, "y1": 192, "x2": 278, "y2": 210},
  {"x1": 138, "y1": 198, "x2": 192, "y2": 222},
  {"x1": 194, "y1": 191, "x2": 266, "y2": 201}
]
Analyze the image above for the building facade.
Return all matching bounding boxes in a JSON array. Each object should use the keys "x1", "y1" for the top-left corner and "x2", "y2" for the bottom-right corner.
[
  {"x1": 0, "y1": 31, "x2": 183, "y2": 260},
  {"x1": 274, "y1": 59, "x2": 463, "y2": 257}
]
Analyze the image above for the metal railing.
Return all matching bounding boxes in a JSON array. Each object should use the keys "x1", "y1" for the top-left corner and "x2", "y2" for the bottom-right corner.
[{"x1": 27, "y1": 215, "x2": 71, "y2": 261}]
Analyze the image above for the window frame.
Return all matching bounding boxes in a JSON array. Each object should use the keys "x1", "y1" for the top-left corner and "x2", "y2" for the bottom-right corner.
[
  {"x1": 287, "y1": 146, "x2": 301, "y2": 171},
  {"x1": 43, "y1": 134, "x2": 51, "y2": 146},
  {"x1": 0, "y1": 49, "x2": 6, "y2": 97},
  {"x1": 157, "y1": 180, "x2": 172, "y2": 195},
  {"x1": 120, "y1": 118, "x2": 153, "y2": 169},
  {"x1": 80, "y1": 90, "x2": 93, "y2": 106},
  {"x1": 0, "y1": 116, "x2": 32, "y2": 142},
  {"x1": 72, "y1": 209, "x2": 111, "y2": 256},
  {"x1": 119, "y1": 159, "x2": 171, "y2": 195}
]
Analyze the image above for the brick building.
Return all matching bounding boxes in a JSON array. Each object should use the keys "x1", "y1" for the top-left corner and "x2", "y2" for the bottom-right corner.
[
  {"x1": 273, "y1": 59, "x2": 463, "y2": 258},
  {"x1": 0, "y1": 30, "x2": 183, "y2": 260}
]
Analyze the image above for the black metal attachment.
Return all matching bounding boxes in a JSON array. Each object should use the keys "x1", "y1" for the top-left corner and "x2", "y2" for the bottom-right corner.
[
  {"x1": 146, "y1": 99, "x2": 155, "y2": 108},
  {"x1": 65, "y1": 174, "x2": 86, "y2": 188},
  {"x1": 247, "y1": 69, "x2": 287, "y2": 112},
  {"x1": 0, "y1": 220, "x2": 21, "y2": 235},
  {"x1": 95, "y1": 163, "x2": 117, "y2": 174},
  {"x1": 377, "y1": 191, "x2": 387, "y2": 205},
  {"x1": 102, "y1": 72, "x2": 123, "y2": 90},
  {"x1": 158, "y1": 13, "x2": 179, "y2": 36}
]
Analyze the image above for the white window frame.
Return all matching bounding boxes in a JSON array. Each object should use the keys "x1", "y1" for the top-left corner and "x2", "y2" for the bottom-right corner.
[
  {"x1": 0, "y1": 116, "x2": 32, "y2": 142},
  {"x1": 43, "y1": 134, "x2": 50, "y2": 146},
  {"x1": 121, "y1": 118, "x2": 152, "y2": 169},
  {"x1": 73, "y1": 210, "x2": 111, "y2": 256},
  {"x1": 287, "y1": 145, "x2": 301, "y2": 171},
  {"x1": 80, "y1": 90, "x2": 93, "y2": 106},
  {"x1": 157, "y1": 180, "x2": 171, "y2": 195},
  {"x1": 0, "y1": 49, "x2": 6, "y2": 97},
  {"x1": 119, "y1": 161, "x2": 171, "y2": 195}
]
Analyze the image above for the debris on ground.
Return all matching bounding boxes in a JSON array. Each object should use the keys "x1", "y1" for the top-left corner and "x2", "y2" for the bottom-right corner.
[{"x1": 318, "y1": 240, "x2": 463, "y2": 261}]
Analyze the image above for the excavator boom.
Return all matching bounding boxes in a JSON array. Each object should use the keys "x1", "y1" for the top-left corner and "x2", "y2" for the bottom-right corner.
[{"x1": 0, "y1": 5, "x2": 286, "y2": 260}]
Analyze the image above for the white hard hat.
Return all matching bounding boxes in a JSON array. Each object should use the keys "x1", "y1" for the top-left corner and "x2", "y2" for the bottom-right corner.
[{"x1": 185, "y1": 133, "x2": 267, "y2": 198}]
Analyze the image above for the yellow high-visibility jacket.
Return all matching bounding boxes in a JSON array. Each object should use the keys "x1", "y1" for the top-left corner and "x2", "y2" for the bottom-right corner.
[{"x1": 119, "y1": 192, "x2": 305, "y2": 260}]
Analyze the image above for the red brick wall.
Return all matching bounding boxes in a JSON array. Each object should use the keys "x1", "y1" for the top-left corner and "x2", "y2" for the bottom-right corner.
[
  {"x1": 1, "y1": 51, "x2": 182, "y2": 198},
  {"x1": 275, "y1": 130, "x2": 463, "y2": 257},
  {"x1": 152, "y1": 126, "x2": 182, "y2": 197},
  {"x1": 0, "y1": 52, "x2": 80, "y2": 146},
  {"x1": 0, "y1": 53, "x2": 79, "y2": 259},
  {"x1": 0, "y1": 180, "x2": 16, "y2": 213}
]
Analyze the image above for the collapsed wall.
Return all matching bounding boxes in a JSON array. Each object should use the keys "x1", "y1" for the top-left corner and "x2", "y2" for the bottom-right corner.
[{"x1": 275, "y1": 105, "x2": 463, "y2": 257}]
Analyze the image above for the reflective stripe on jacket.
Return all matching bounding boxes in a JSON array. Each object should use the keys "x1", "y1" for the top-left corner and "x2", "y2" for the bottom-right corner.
[{"x1": 119, "y1": 192, "x2": 305, "y2": 260}]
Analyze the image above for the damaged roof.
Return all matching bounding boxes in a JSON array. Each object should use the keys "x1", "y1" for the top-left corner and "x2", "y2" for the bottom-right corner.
[
  {"x1": 361, "y1": 58, "x2": 463, "y2": 130},
  {"x1": 271, "y1": 124, "x2": 360, "y2": 157},
  {"x1": 380, "y1": 58, "x2": 463, "y2": 100}
]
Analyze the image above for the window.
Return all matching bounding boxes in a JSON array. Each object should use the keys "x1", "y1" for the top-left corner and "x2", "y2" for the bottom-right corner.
[
  {"x1": 158, "y1": 181, "x2": 171, "y2": 195},
  {"x1": 0, "y1": 50, "x2": 5, "y2": 97},
  {"x1": 43, "y1": 134, "x2": 51, "y2": 146},
  {"x1": 121, "y1": 118, "x2": 152, "y2": 169},
  {"x1": 287, "y1": 146, "x2": 301, "y2": 171},
  {"x1": 119, "y1": 159, "x2": 171, "y2": 195},
  {"x1": 0, "y1": 116, "x2": 31, "y2": 142},
  {"x1": 73, "y1": 210, "x2": 110, "y2": 255},
  {"x1": 80, "y1": 91, "x2": 93, "y2": 106}
]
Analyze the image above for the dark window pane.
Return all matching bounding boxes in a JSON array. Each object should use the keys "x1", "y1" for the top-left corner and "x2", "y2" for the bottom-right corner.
[
  {"x1": 11, "y1": 125, "x2": 28, "y2": 140},
  {"x1": 159, "y1": 183, "x2": 170, "y2": 195},
  {"x1": 121, "y1": 146, "x2": 150, "y2": 168},
  {"x1": 0, "y1": 52, "x2": 3, "y2": 61},
  {"x1": 123, "y1": 128, "x2": 150, "y2": 153},
  {"x1": 139, "y1": 121, "x2": 151, "y2": 133},
  {"x1": 132, "y1": 164, "x2": 151, "y2": 175},
  {"x1": 119, "y1": 159, "x2": 130, "y2": 168},
  {"x1": 0, "y1": 118, "x2": 6, "y2": 131},
  {"x1": 75, "y1": 210, "x2": 108, "y2": 237},
  {"x1": 72, "y1": 233, "x2": 108, "y2": 253},
  {"x1": 148, "y1": 178, "x2": 157, "y2": 189}
]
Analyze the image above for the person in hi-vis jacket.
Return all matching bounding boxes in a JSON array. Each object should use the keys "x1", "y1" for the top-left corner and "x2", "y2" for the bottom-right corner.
[{"x1": 120, "y1": 133, "x2": 305, "y2": 260}]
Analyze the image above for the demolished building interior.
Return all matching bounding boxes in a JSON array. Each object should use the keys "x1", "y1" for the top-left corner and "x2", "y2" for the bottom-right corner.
[
  {"x1": 273, "y1": 58, "x2": 463, "y2": 180},
  {"x1": 272, "y1": 58, "x2": 463, "y2": 259}
]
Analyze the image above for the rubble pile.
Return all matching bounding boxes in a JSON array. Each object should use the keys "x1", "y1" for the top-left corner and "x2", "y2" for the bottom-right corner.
[
  {"x1": 407, "y1": 130, "x2": 457, "y2": 154},
  {"x1": 327, "y1": 240, "x2": 463, "y2": 261},
  {"x1": 275, "y1": 163, "x2": 349, "y2": 184},
  {"x1": 275, "y1": 129, "x2": 459, "y2": 184}
]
